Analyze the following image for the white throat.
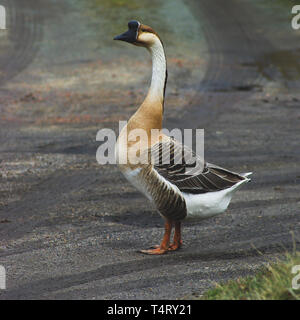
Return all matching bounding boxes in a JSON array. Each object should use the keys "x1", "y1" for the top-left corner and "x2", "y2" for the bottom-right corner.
[{"x1": 147, "y1": 37, "x2": 167, "y2": 102}]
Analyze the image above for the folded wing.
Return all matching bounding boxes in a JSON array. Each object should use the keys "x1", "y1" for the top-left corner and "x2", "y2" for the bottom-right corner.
[{"x1": 150, "y1": 137, "x2": 246, "y2": 195}]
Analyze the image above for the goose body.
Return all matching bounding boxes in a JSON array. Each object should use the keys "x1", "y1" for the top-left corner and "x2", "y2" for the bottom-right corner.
[{"x1": 114, "y1": 21, "x2": 251, "y2": 254}]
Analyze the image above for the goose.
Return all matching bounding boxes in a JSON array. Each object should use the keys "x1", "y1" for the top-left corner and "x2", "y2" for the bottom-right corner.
[{"x1": 114, "y1": 21, "x2": 252, "y2": 255}]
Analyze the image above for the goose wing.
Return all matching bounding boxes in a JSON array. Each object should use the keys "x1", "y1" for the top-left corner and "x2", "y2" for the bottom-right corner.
[{"x1": 150, "y1": 137, "x2": 246, "y2": 194}]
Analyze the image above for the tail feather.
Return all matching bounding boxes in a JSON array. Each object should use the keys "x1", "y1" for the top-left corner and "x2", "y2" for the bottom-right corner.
[
  {"x1": 241, "y1": 172, "x2": 252, "y2": 182},
  {"x1": 242, "y1": 172, "x2": 252, "y2": 177}
]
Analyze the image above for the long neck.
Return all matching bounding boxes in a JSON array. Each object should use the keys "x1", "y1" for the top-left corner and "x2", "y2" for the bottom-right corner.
[
  {"x1": 146, "y1": 38, "x2": 167, "y2": 104},
  {"x1": 126, "y1": 36, "x2": 167, "y2": 135}
]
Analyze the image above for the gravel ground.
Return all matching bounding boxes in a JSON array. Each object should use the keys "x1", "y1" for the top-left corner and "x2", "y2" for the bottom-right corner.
[{"x1": 0, "y1": 0, "x2": 299, "y2": 299}]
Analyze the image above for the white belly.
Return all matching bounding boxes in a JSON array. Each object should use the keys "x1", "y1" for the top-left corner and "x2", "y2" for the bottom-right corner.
[
  {"x1": 183, "y1": 179, "x2": 248, "y2": 220},
  {"x1": 121, "y1": 167, "x2": 152, "y2": 201}
]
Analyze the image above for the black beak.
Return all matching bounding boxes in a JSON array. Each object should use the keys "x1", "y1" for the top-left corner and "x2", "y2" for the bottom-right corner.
[
  {"x1": 114, "y1": 20, "x2": 140, "y2": 43},
  {"x1": 114, "y1": 29, "x2": 137, "y2": 43}
]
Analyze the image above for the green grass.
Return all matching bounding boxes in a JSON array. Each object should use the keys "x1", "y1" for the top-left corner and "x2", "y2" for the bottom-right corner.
[{"x1": 201, "y1": 251, "x2": 300, "y2": 300}]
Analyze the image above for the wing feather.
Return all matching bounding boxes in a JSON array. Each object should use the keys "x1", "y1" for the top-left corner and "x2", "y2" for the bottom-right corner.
[{"x1": 149, "y1": 137, "x2": 246, "y2": 194}]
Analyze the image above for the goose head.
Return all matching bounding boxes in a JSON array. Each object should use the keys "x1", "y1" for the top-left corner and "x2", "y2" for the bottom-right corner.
[{"x1": 114, "y1": 20, "x2": 161, "y2": 47}]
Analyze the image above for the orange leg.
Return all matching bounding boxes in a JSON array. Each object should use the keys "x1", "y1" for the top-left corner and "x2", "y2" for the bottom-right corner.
[
  {"x1": 140, "y1": 220, "x2": 173, "y2": 255},
  {"x1": 169, "y1": 221, "x2": 182, "y2": 251}
]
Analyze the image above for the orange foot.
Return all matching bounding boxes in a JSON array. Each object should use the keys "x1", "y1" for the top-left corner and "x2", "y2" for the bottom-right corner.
[
  {"x1": 140, "y1": 247, "x2": 168, "y2": 255},
  {"x1": 168, "y1": 241, "x2": 182, "y2": 251},
  {"x1": 140, "y1": 242, "x2": 182, "y2": 254}
]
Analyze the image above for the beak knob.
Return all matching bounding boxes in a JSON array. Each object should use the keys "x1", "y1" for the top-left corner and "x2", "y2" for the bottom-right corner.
[{"x1": 113, "y1": 21, "x2": 140, "y2": 43}]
